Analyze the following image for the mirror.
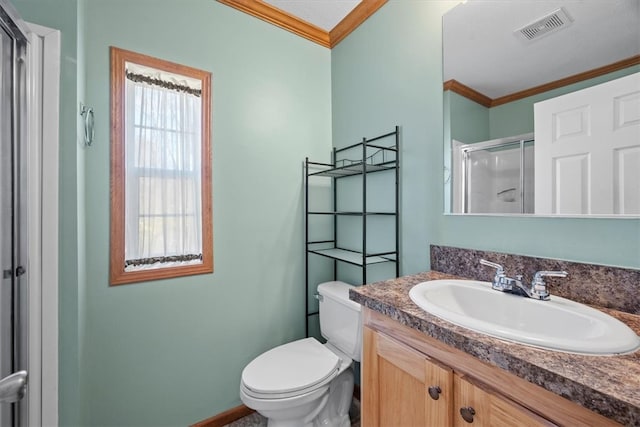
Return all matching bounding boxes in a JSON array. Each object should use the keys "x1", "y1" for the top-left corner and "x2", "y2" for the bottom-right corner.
[{"x1": 443, "y1": 0, "x2": 640, "y2": 216}]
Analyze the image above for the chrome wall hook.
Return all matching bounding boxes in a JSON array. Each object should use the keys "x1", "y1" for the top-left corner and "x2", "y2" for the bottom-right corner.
[{"x1": 80, "y1": 103, "x2": 94, "y2": 146}]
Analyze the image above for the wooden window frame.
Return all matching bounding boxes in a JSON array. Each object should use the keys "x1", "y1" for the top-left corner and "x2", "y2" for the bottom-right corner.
[{"x1": 109, "y1": 46, "x2": 213, "y2": 286}]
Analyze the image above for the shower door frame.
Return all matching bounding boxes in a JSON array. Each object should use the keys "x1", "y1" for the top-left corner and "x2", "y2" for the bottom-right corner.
[
  {"x1": 456, "y1": 133, "x2": 534, "y2": 214},
  {"x1": 0, "y1": 2, "x2": 29, "y2": 424},
  {"x1": 0, "y1": 1, "x2": 59, "y2": 422},
  {"x1": 25, "y1": 22, "x2": 60, "y2": 426}
]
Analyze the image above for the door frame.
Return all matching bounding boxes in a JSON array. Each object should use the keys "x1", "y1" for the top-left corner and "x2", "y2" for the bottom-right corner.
[{"x1": 26, "y1": 22, "x2": 60, "y2": 426}]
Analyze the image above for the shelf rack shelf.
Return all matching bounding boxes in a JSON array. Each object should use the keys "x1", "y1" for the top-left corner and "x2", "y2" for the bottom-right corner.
[
  {"x1": 304, "y1": 126, "x2": 400, "y2": 337},
  {"x1": 308, "y1": 248, "x2": 396, "y2": 266}
]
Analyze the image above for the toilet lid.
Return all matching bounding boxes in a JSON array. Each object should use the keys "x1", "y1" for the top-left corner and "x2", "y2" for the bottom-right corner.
[{"x1": 242, "y1": 338, "x2": 340, "y2": 396}]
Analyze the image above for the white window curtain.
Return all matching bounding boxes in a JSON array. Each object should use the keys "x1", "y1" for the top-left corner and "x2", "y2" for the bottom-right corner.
[{"x1": 124, "y1": 72, "x2": 203, "y2": 271}]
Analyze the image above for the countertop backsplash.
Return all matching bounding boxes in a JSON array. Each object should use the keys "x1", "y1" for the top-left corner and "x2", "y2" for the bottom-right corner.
[{"x1": 430, "y1": 245, "x2": 640, "y2": 315}]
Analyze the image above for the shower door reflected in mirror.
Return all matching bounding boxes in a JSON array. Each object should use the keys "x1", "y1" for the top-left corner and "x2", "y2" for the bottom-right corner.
[{"x1": 452, "y1": 136, "x2": 534, "y2": 214}]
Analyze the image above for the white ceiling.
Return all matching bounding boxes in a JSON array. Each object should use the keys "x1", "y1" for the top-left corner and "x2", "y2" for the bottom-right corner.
[
  {"x1": 264, "y1": 0, "x2": 362, "y2": 31},
  {"x1": 443, "y1": 0, "x2": 640, "y2": 99},
  {"x1": 257, "y1": 1, "x2": 638, "y2": 97}
]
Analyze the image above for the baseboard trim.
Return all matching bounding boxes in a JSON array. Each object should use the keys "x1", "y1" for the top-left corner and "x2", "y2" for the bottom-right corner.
[{"x1": 191, "y1": 404, "x2": 255, "y2": 427}]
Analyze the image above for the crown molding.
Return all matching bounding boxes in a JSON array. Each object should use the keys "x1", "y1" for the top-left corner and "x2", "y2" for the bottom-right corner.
[
  {"x1": 217, "y1": 0, "x2": 387, "y2": 49},
  {"x1": 490, "y1": 55, "x2": 640, "y2": 107},
  {"x1": 218, "y1": 0, "x2": 330, "y2": 47},
  {"x1": 443, "y1": 79, "x2": 492, "y2": 107},
  {"x1": 445, "y1": 55, "x2": 640, "y2": 108},
  {"x1": 330, "y1": 0, "x2": 387, "y2": 48}
]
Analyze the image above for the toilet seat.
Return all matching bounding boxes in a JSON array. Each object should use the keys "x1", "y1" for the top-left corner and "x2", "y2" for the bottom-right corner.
[{"x1": 241, "y1": 338, "x2": 340, "y2": 400}]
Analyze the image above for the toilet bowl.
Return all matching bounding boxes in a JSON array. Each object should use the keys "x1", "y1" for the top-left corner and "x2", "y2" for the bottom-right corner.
[{"x1": 239, "y1": 281, "x2": 361, "y2": 427}]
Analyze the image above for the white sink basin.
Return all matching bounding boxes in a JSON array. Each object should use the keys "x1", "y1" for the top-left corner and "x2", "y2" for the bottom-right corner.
[{"x1": 409, "y1": 279, "x2": 640, "y2": 355}]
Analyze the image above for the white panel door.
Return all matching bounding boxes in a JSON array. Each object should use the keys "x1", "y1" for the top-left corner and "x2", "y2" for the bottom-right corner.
[{"x1": 534, "y1": 72, "x2": 640, "y2": 215}]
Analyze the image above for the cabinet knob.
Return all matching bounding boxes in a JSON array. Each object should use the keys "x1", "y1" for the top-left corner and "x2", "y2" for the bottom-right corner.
[
  {"x1": 427, "y1": 386, "x2": 442, "y2": 400},
  {"x1": 459, "y1": 406, "x2": 476, "y2": 423}
]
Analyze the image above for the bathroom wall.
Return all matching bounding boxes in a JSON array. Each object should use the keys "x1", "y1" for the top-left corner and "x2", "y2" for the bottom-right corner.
[
  {"x1": 331, "y1": 1, "x2": 640, "y2": 273},
  {"x1": 18, "y1": 0, "x2": 332, "y2": 425},
  {"x1": 79, "y1": 1, "x2": 331, "y2": 425},
  {"x1": 447, "y1": 91, "x2": 490, "y2": 144},
  {"x1": 332, "y1": 1, "x2": 460, "y2": 276}
]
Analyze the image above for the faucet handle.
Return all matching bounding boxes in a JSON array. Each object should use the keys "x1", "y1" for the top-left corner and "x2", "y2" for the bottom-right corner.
[
  {"x1": 530, "y1": 270, "x2": 568, "y2": 300},
  {"x1": 479, "y1": 259, "x2": 505, "y2": 274},
  {"x1": 532, "y1": 270, "x2": 568, "y2": 284},
  {"x1": 479, "y1": 259, "x2": 509, "y2": 290}
]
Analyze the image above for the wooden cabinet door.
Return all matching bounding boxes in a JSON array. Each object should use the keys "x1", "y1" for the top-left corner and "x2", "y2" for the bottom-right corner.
[
  {"x1": 454, "y1": 374, "x2": 491, "y2": 427},
  {"x1": 362, "y1": 327, "x2": 453, "y2": 427},
  {"x1": 424, "y1": 355, "x2": 454, "y2": 426},
  {"x1": 454, "y1": 375, "x2": 556, "y2": 427}
]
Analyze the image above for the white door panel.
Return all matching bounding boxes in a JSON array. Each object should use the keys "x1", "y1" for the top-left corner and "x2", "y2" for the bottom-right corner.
[
  {"x1": 535, "y1": 72, "x2": 640, "y2": 215},
  {"x1": 614, "y1": 146, "x2": 640, "y2": 213}
]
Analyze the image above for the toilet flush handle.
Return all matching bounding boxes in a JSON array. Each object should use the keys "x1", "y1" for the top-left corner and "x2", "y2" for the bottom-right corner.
[{"x1": 314, "y1": 293, "x2": 323, "y2": 302}]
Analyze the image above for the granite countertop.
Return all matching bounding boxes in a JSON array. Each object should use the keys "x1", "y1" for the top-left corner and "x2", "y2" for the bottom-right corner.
[{"x1": 349, "y1": 271, "x2": 640, "y2": 426}]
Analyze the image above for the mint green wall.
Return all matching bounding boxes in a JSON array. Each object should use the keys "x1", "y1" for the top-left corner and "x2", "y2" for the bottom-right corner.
[
  {"x1": 80, "y1": 1, "x2": 331, "y2": 425},
  {"x1": 18, "y1": 0, "x2": 332, "y2": 425},
  {"x1": 331, "y1": 1, "x2": 640, "y2": 271},
  {"x1": 332, "y1": 1, "x2": 459, "y2": 276},
  {"x1": 11, "y1": 1, "x2": 83, "y2": 425},
  {"x1": 448, "y1": 91, "x2": 489, "y2": 144}
]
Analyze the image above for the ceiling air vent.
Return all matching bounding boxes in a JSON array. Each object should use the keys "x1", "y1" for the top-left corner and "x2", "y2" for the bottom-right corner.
[{"x1": 515, "y1": 7, "x2": 573, "y2": 42}]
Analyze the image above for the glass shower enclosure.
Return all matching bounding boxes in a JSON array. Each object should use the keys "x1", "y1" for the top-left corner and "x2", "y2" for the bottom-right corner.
[
  {"x1": 452, "y1": 134, "x2": 535, "y2": 214},
  {"x1": 0, "y1": 1, "x2": 29, "y2": 425}
]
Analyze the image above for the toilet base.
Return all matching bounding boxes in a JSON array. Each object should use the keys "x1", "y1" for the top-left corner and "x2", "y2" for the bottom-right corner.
[
  {"x1": 313, "y1": 367, "x2": 354, "y2": 427},
  {"x1": 242, "y1": 367, "x2": 354, "y2": 427}
]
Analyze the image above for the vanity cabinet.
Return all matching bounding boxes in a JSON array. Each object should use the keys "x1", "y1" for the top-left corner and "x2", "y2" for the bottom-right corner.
[
  {"x1": 364, "y1": 327, "x2": 453, "y2": 426},
  {"x1": 362, "y1": 308, "x2": 622, "y2": 427}
]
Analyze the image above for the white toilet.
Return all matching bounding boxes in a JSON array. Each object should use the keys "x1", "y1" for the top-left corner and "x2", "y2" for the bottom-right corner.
[{"x1": 240, "y1": 281, "x2": 362, "y2": 427}]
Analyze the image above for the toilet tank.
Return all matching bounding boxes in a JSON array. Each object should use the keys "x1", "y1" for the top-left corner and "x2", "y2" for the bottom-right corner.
[{"x1": 317, "y1": 281, "x2": 362, "y2": 362}]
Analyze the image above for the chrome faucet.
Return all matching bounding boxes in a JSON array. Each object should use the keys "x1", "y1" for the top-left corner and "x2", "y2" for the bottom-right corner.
[
  {"x1": 479, "y1": 259, "x2": 568, "y2": 301},
  {"x1": 479, "y1": 259, "x2": 509, "y2": 291}
]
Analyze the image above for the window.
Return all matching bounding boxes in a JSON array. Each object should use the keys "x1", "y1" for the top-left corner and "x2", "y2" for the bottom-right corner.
[{"x1": 110, "y1": 47, "x2": 212, "y2": 285}]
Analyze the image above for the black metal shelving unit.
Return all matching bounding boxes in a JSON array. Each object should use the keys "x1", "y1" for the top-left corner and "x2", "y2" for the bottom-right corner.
[{"x1": 304, "y1": 126, "x2": 400, "y2": 337}]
